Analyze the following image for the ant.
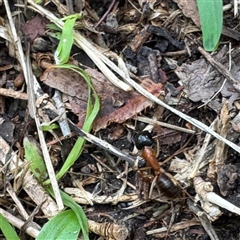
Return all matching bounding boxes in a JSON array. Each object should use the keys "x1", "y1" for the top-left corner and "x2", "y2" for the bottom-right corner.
[{"x1": 134, "y1": 131, "x2": 181, "y2": 200}]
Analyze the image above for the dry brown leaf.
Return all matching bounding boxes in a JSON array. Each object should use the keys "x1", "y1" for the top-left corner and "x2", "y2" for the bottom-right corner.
[
  {"x1": 177, "y1": 47, "x2": 240, "y2": 112},
  {"x1": 173, "y1": 0, "x2": 200, "y2": 27},
  {"x1": 21, "y1": 15, "x2": 49, "y2": 42},
  {"x1": 40, "y1": 67, "x2": 163, "y2": 131}
]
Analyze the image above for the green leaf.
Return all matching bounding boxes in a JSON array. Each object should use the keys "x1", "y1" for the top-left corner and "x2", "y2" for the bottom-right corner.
[
  {"x1": 54, "y1": 14, "x2": 81, "y2": 64},
  {"x1": 36, "y1": 210, "x2": 80, "y2": 240},
  {"x1": 46, "y1": 188, "x2": 89, "y2": 240},
  {"x1": 0, "y1": 213, "x2": 20, "y2": 240},
  {"x1": 197, "y1": 0, "x2": 223, "y2": 51},
  {"x1": 60, "y1": 190, "x2": 89, "y2": 239},
  {"x1": 34, "y1": 0, "x2": 43, "y2": 4},
  {"x1": 46, "y1": 23, "x2": 62, "y2": 31},
  {"x1": 40, "y1": 123, "x2": 59, "y2": 131},
  {"x1": 24, "y1": 136, "x2": 47, "y2": 182}
]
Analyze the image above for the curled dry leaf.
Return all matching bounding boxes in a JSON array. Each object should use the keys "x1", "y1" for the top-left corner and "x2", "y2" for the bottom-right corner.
[
  {"x1": 177, "y1": 47, "x2": 240, "y2": 112},
  {"x1": 40, "y1": 67, "x2": 163, "y2": 131},
  {"x1": 194, "y1": 177, "x2": 222, "y2": 221},
  {"x1": 88, "y1": 220, "x2": 128, "y2": 240}
]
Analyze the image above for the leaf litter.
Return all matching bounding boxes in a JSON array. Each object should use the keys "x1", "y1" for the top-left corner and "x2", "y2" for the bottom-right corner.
[{"x1": 1, "y1": 0, "x2": 240, "y2": 239}]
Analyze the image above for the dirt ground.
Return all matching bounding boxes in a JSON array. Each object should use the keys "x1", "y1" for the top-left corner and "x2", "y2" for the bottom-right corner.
[{"x1": 1, "y1": 0, "x2": 240, "y2": 239}]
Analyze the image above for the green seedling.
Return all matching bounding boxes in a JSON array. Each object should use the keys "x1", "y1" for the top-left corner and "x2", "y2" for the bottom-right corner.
[
  {"x1": 24, "y1": 136, "x2": 47, "y2": 182},
  {"x1": 40, "y1": 15, "x2": 98, "y2": 240},
  {"x1": 40, "y1": 123, "x2": 59, "y2": 131},
  {"x1": 36, "y1": 210, "x2": 80, "y2": 240},
  {"x1": 197, "y1": 0, "x2": 223, "y2": 51},
  {"x1": 41, "y1": 187, "x2": 89, "y2": 240},
  {"x1": 0, "y1": 213, "x2": 20, "y2": 240},
  {"x1": 53, "y1": 13, "x2": 82, "y2": 64}
]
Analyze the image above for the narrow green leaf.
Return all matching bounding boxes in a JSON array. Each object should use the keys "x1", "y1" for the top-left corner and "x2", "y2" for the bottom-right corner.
[
  {"x1": 60, "y1": 190, "x2": 89, "y2": 239},
  {"x1": 46, "y1": 23, "x2": 61, "y2": 31},
  {"x1": 40, "y1": 123, "x2": 59, "y2": 131},
  {"x1": 0, "y1": 213, "x2": 20, "y2": 240},
  {"x1": 54, "y1": 14, "x2": 81, "y2": 64},
  {"x1": 36, "y1": 210, "x2": 80, "y2": 240},
  {"x1": 197, "y1": 0, "x2": 223, "y2": 51},
  {"x1": 24, "y1": 136, "x2": 47, "y2": 182}
]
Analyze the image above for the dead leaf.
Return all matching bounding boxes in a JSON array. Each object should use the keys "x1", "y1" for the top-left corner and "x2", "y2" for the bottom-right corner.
[
  {"x1": 21, "y1": 15, "x2": 49, "y2": 42},
  {"x1": 177, "y1": 46, "x2": 240, "y2": 111},
  {"x1": 173, "y1": 0, "x2": 200, "y2": 27},
  {"x1": 40, "y1": 67, "x2": 163, "y2": 131}
]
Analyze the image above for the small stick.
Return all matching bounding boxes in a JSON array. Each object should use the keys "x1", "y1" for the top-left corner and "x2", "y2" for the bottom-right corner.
[
  {"x1": 197, "y1": 46, "x2": 239, "y2": 87},
  {"x1": 133, "y1": 116, "x2": 195, "y2": 134},
  {"x1": 94, "y1": 0, "x2": 116, "y2": 28},
  {"x1": 0, "y1": 207, "x2": 40, "y2": 238},
  {"x1": 0, "y1": 88, "x2": 28, "y2": 100},
  {"x1": 68, "y1": 119, "x2": 146, "y2": 168}
]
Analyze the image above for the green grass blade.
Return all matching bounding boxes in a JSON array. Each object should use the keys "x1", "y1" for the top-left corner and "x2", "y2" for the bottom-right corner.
[
  {"x1": 54, "y1": 14, "x2": 81, "y2": 64},
  {"x1": 0, "y1": 213, "x2": 20, "y2": 240},
  {"x1": 40, "y1": 123, "x2": 59, "y2": 131},
  {"x1": 36, "y1": 210, "x2": 80, "y2": 240},
  {"x1": 197, "y1": 0, "x2": 223, "y2": 51},
  {"x1": 60, "y1": 190, "x2": 89, "y2": 239}
]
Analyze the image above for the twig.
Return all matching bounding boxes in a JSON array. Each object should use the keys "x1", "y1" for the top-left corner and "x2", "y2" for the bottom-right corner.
[
  {"x1": 197, "y1": 46, "x2": 239, "y2": 87},
  {"x1": 187, "y1": 119, "x2": 217, "y2": 180},
  {"x1": 6, "y1": 183, "x2": 30, "y2": 221},
  {"x1": 64, "y1": 187, "x2": 138, "y2": 205},
  {"x1": 52, "y1": 90, "x2": 71, "y2": 136},
  {"x1": 27, "y1": 51, "x2": 63, "y2": 210},
  {"x1": 193, "y1": 177, "x2": 240, "y2": 220},
  {"x1": 0, "y1": 207, "x2": 40, "y2": 238},
  {"x1": 188, "y1": 199, "x2": 220, "y2": 240},
  {"x1": 68, "y1": 119, "x2": 146, "y2": 168},
  {"x1": 146, "y1": 218, "x2": 200, "y2": 237},
  {"x1": 88, "y1": 219, "x2": 128, "y2": 240},
  {"x1": 94, "y1": 0, "x2": 116, "y2": 28},
  {"x1": 0, "y1": 88, "x2": 28, "y2": 100},
  {"x1": 133, "y1": 116, "x2": 196, "y2": 134}
]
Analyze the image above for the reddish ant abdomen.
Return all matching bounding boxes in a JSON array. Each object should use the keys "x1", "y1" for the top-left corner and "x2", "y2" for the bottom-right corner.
[{"x1": 157, "y1": 172, "x2": 181, "y2": 199}]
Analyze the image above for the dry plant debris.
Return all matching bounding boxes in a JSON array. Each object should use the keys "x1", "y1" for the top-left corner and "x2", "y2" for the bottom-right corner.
[{"x1": 1, "y1": 0, "x2": 240, "y2": 239}]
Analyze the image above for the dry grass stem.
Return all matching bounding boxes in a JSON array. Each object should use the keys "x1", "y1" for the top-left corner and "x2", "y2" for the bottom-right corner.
[
  {"x1": 133, "y1": 116, "x2": 196, "y2": 134},
  {"x1": 0, "y1": 88, "x2": 28, "y2": 100},
  {"x1": 0, "y1": 207, "x2": 40, "y2": 238}
]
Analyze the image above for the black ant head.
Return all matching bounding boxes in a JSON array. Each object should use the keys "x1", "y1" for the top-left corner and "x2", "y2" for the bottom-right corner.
[{"x1": 133, "y1": 131, "x2": 153, "y2": 150}]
